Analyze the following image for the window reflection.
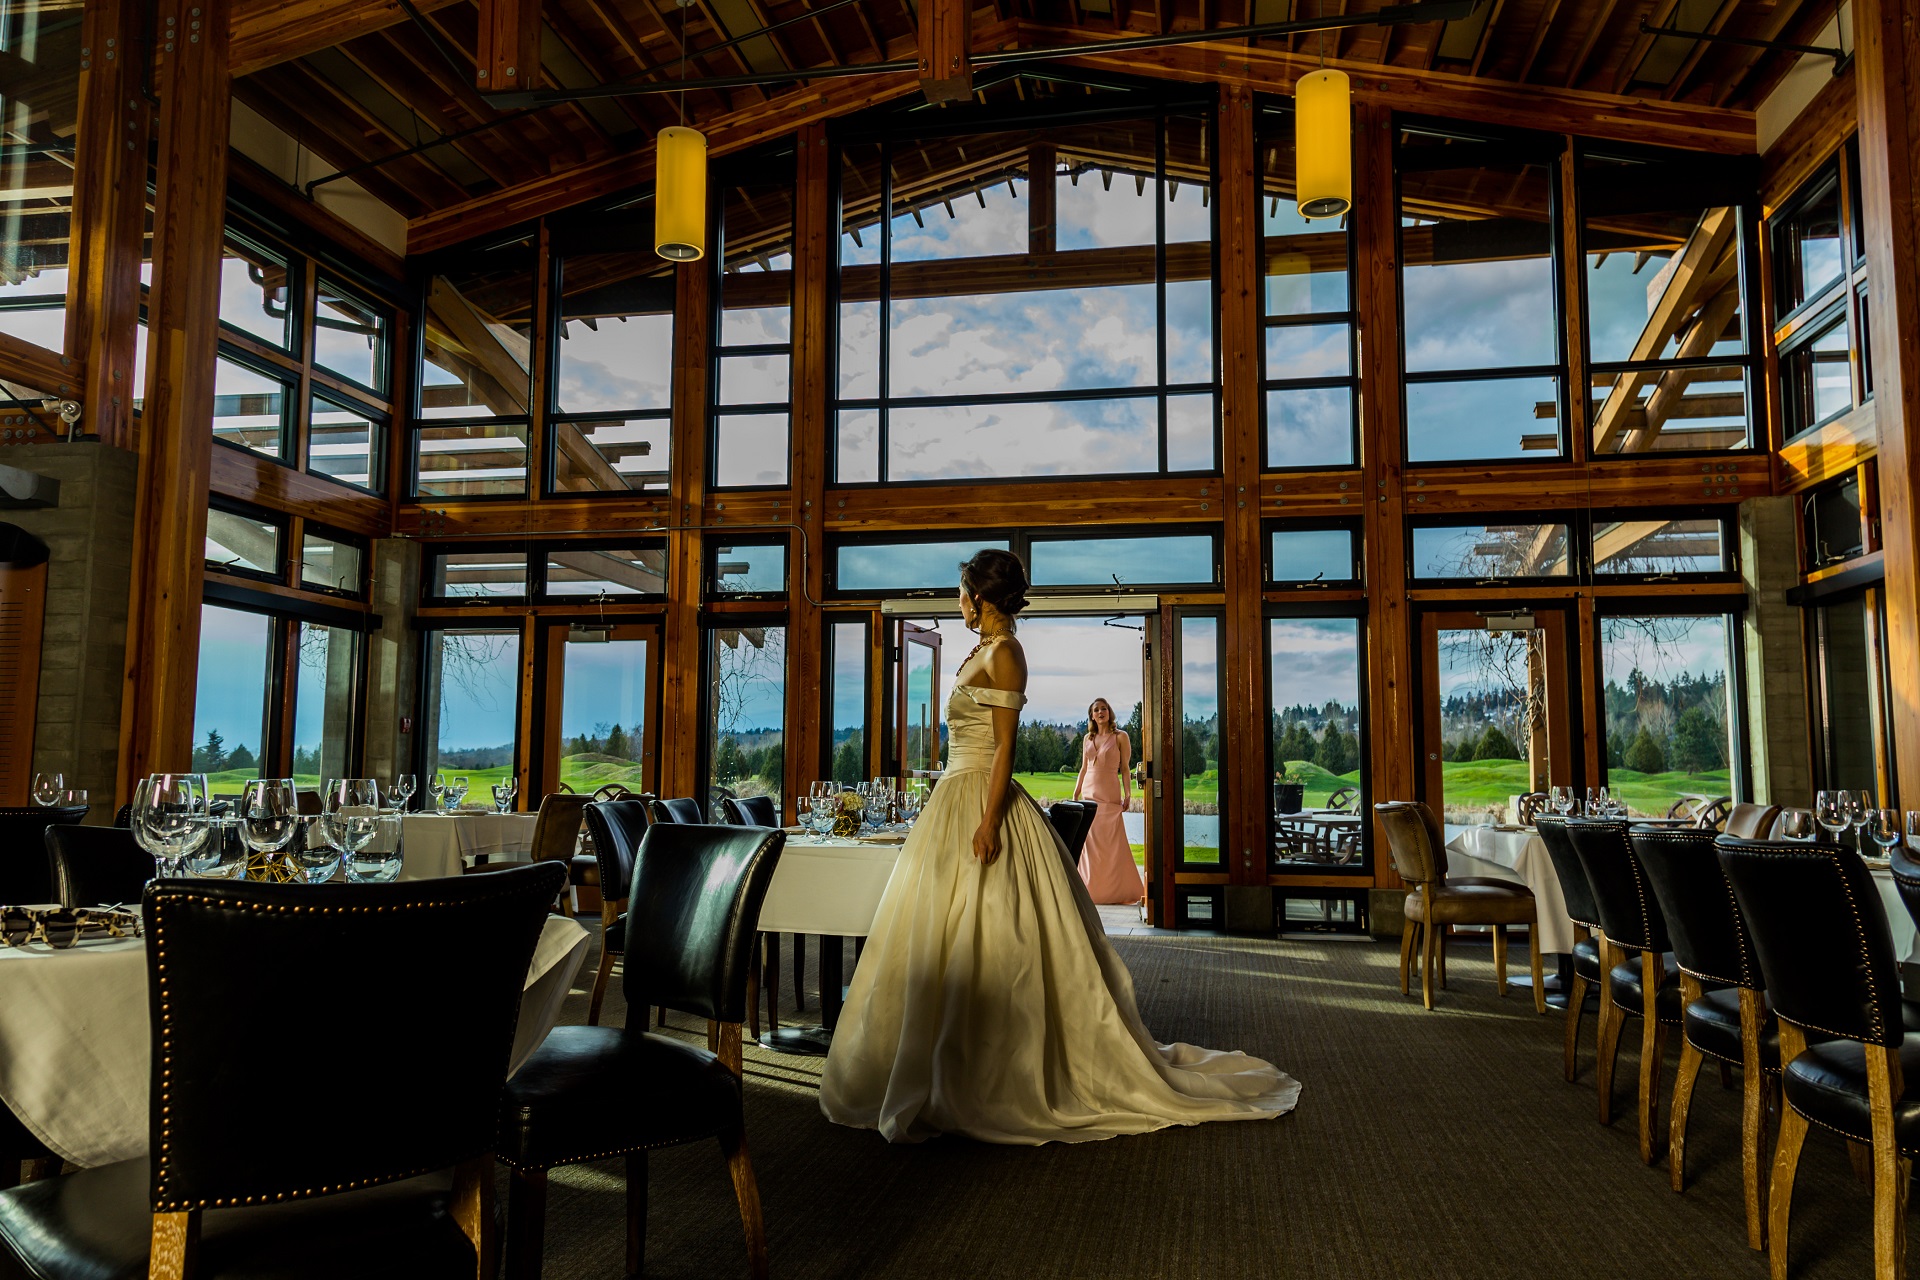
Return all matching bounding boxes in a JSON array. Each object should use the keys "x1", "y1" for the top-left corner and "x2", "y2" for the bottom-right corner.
[
  {"x1": 218, "y1": 233, "x2": 293, "y2": 349},
  {"x1": 1591, "y1": 516, "x2": 1729, "y2": 576},
  {"x1": 291, "y1": 623, "x2": 359, "y2": 786},
  {"x1": 543, "y1": 546, "x2": 667, "y2": 597},
  {"x1": 1028, "y1": 535, "x2": 1214, "y2": 586},
  {"x1": 0, "y1": 1, "x2": 79, "y2": 357},
  {"x1": 309, "y1": 392, "x2": 383, "y2": 491},
  {"x1": 212, "y1": 357, "x2": 290, "y2": 458},
  {"x1": 300, "y1": 531, "x2": 364, "y2": 595},
  {"x1": 712, "y1": 542, "x2": 788, "y2": 595},
  {"x1": 834, "y1": 538, "x2": 1009, "y2": 594},
  {"x1": 205, "y1": 508, "x2": 282, "y2": 578},
  {"x1": 428, "y1": 551, "x2": 528, "y2": 600},
  {"x1": 313, "y1": 278, "x2": 390, "y2": 393}
]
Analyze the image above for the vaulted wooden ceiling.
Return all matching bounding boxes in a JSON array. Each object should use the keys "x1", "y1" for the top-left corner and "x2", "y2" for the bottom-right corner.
[{"x1": 228, "y1": 0, "x2": 1836, "y2": 249}]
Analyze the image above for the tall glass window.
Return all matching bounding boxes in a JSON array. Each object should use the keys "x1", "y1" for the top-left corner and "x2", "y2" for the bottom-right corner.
[
  {"x1": 417, "y1": 236, "x2": 535, "y2": 496},
  {"x1": 559, "y1": 632, "x2": 651, "y2": 793},
  {"x1": 1269, "y1": 616, "x2": 1364, "y2": 871},
  {"x1": 291, "y1": 623, "x2": 360, "y2": 787},
  {"x1": 827, "y1": 620, "x2": 869, "y2": 784},
  {"x1": 1598, "y1": 612, "x2": 1741, "y2": 819},
  {"x1": 835, "y1": 104, "x2": 1216, "y2": 483},
  {"x1": 714, "y1": 154, "x2": 795, "y2": 488},
  {"x1": 1811, "y1": 592, "x2": 1890, "y2": 801},
  {"x1": 192, "y1": 605, "x2": 275, "y2": 785},
  {"x1": 422, "y1": 629, "x2": 521, "y2": 786},
  {"x1": 0, "y1": 1, "x2": 79, "y2": 357},
  {"x1": 707, "y1": 625, "x2": 786, "y2": 813},
  {"x1": 1398, "y1": 124, "x2": 1562, "y2": 463},
  {"x1": 1176, "y1": 615, "x2": 1222, "y2": 867}
]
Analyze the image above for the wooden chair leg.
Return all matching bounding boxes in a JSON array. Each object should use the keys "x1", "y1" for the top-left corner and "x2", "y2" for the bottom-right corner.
[
  {"x1": 505, "y1": 1165, "x2": 548, "y2": 1280},
  {"x1": 147, "y1": 1211, "x2": 201, "y2": 1280},
  {"x1": 625, "y1": 1152, "x2": 647, "y2": 1278},
  {"x1": 1669, "y1": 1040, "x2": 1704, "y2": 1190},
  {"x1": 1636, "y1": 949, "x2": 1668, "y2": 1163},
  {"x1": 586, "y1": 947, "x2": 617, "y2": 1027},
  {"x1": 1436, "y1": 926, "x2": 1448, "y2": 989},
  {"x1": 747, "y1": 941, "x2": 761, "y2": 1041},
  {"x1": 1398, "y1": 918, "x2": 1416, "y2": 996},
  {"x1": 1596, "y1": 942, "x2": 1623, "y2": 1125},
  {"x1": 1493, "y1": 925, "x2": 1509, "y2": 995},
  {"x1": 451, "y1": 1155, "x2": 497, "y2": 1280},
  {"x1": 763, "y1": 933, "x2": 782, "y2": 1032},
  {"x1": 720, "y1": 1127, "x2": 770, "y2": 1280},
  {"x1": 1526, "y1": 927, "x2": 1544, "y2": 1015},
  {"x1": 1420, "y1": 918, "x2": 1438, "y2": 1011},
  {"x1": 1563, "y1": 970, "x2": 1589, "y2": 1082},
  {"x1": 1867, "y1": 1045, "x2": 1910, "y2": 1280},
  {"x1": 1740, "y1": 988, "x2": 1769, "y2": 1252},
  {"x1": 1768, "y1": 1102, "x2": 1809, "y2": 1280}
]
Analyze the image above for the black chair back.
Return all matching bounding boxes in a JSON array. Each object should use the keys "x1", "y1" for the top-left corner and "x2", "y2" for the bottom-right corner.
[
  {"x1": 585, "y1": 800, "x2": 652, "y2": 908},
  {"x1": 648, "y1": 796, "x2": 705, "y2": 825},
  {"x1": 623, "y1": 823, "x2": 785, "y2": 1024},
  {"x1": 1533, "y1": 816, "x2": 1599, "y2": 930},
  {"x1": 113, "y1": 802, "x2": 134, "y2": 828},
  {"x1": 46, "y1": 824, "x2": 150, "y2": 908},
  {"x1": 0, "y1": 805, "x2": 87, "y2": 903},
  {"x1": 1046, "y1": 801, "x2": 1097, "y2": 861},
  {"x1": 1888, "y1": 847, "x2": 1920, "y2": 932},
  {"x1": 721, "y1": 795, "x2": 779, "y2": 828},
  {"x1": 1717, "y1": 836, "x2": 1902, "y2": 1048},
  {"x1": 142, "y1": 862, "x2": 566, "y2": 1210},
  {"x1": 1629, "y1": 824, "x2": 1757, "y2": 989},
  {"x1": 1565, "y1": 817, "x2": 1670, "y2": 953}
]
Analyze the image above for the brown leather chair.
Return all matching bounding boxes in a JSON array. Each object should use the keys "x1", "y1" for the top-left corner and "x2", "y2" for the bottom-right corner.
[
  {"x1": 1721, "y1": 802, "x2": 1781, "y2": 840},
  {"x1": 1375, "y1": 801, "x2": 1544, "y2": 1013},
  {"x1": 468, "y1": 794, "x2": 590, "y2": 892}
]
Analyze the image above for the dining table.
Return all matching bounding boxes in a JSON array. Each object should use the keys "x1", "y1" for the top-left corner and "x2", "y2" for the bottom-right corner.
[
  {"x1": 293, "y1": 810, "x2": 540, "y2": 881},
  {"x1": 0, "y1": 911, "x2": 588, "y2": 1169}
]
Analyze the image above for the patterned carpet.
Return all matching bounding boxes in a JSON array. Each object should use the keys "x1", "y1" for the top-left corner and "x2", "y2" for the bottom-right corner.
[{"x1": 535, "y1": 922, "x2": 1880, "y2": 1279}]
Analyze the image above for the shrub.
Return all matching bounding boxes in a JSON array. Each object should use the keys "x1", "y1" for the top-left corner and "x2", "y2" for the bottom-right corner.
[{"x1": 1624, "y1": 727, "x2": 1666, "y2": 774}]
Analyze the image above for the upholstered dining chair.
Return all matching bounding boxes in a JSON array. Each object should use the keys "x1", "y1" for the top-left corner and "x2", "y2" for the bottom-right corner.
[
  {"x1": 468, "y1": 792, "x2": 591, "y2": 882},
  {"x1": 1720, "y1": 803, "x2": 1782, "y2": 840},
  {"x1": 45, "y1": 823, "x2": 150, "y2": 909},
  {"x1": 1565, "y1": 817, "x2": 1682, "y2": 1164},
  {"x1": 496, "y1": 823, "x2": 785, "y2": 1280},
  {"x1": 1717, "y1": 836, "x2": 1917, "y2": 1280},
  {"x1": 570, "y1": 791, "x2": 653, "y2": 916},
  {"x1": 1374, "y1": 801, "x2": 1543, "y2": 1013},
  {"x1": 1630, "y1": 825, "x2": 1769, "y2": 1251},
  {"x1": 720, "y1": 794, "x2": 792, "y2": 1037},
  {"x1": 583, "y1": 800, "x2": 653, "y2": 1026},
  {"x1": 0, "y1": 862, "x2": 566, "y2": 1280},
  {"x1": 1046, "y1": 801, "x2": 1097, "y2": 875},
  {"x1": 648, "y1": 796, "x2": 706, "y2": 826},
  {"x1": 721, "y1": 795, "x2": 779, "y2": 828},
  {"x1": 0, "y1": 805, "x2": 86, "y2": 904},
  {"x1": 1534, "y1": 816, "x2": 1606, "y2": 1083}
]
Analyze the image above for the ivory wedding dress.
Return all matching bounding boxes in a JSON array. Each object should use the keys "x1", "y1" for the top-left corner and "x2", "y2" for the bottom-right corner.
[{"x1": 819, "y1": 647, "x2": 1302, "y2": 1145}]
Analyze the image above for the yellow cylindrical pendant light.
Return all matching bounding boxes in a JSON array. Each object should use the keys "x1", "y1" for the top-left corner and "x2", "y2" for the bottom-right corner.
[
  {"x1": 1295, "y1": 68, "x2": 1351, "y2": 220},
  {"x1": 654, "y1": 125, "x2": 708, "y2": 262}
]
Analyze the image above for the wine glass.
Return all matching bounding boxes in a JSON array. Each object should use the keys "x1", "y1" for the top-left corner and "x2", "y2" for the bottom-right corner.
[
  {"x1": 448, "y1": 776, "x2": 470, "y2": 810},
  {"x1": 794, "y1": 792, "x2": 815, "y2": 842},
  {"x1": 237, "y1": 779, "x2": 299, "y2": 873},
  {"x1": 31, "y1": 773, "x2": 63, "y2": 807},
  {"x1": 492, "y1": 782, "x2": 513, "y2": 814},
  {"x1": 811, "y1": 785, "x2": 839, "y2": 840},
  {"x1": 427, "y1": 777, "x2": 447, "y2": 812},
  {"x1": 1816, "y1": 791, "x2": 1850, "y2": 838},
  {"x1": 1551, "y1": 786, "x2": 1573, "y2": 817},
  {"x1": 1867, "y1": 809, "x2": 1901, "y2": 860},
  {"x1": 1846, "y1": 790, "x2": 1874, "y2": 854},
  {"x1": 501, "y1": 776, "x2": 519, "y2": 811},
  {"x1": 344, "y1": 813, "x2": 405, "y2": 883},
  {"x1": 1584, "y1": 787, "x2": 1600, "y2": 816},
  {"x1": 1780, "y1": 810, "x2": 1816, "y2": 841},
  {"x1": 139, "y1": 774, "x2": 209, "y2": 879},
  {"x1": 57, "y1": 789, "x2": 89, "y2": 811},
  {"x1": 392, "y1": 775, "x2": 417, "y2": 812},
  {"x1": 186, "y1": 817, "x2": 248, "y2": 879}
]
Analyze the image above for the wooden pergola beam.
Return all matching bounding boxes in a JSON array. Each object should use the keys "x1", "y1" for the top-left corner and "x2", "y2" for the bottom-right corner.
[{"x1": 230, "y1": 0, "x2": 463, "y2": 79}]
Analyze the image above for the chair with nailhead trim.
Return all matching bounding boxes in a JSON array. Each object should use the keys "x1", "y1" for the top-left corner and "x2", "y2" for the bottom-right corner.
[
  {"x1": 582, "y1": 800, "x2": 653, "y2": 1027},
  {"x1": 495, "y1": 822, "x2": 785, "y2": 1280},
  {"x1": 46, "y1": 823, "x2": 151, "y2": 910},
  {"x1": 0, "y1": 861, "x2": 567, "y2": 1280},
  {"x1": 1534, "y1": 816, "x2": 1605, "y2": 1084}
]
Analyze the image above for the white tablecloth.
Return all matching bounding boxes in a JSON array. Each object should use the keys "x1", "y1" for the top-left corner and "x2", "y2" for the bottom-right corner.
[
  {"x1": 401, "y1": 813, "x2": 540, "y2": 877},
  {"x1": 757, "y1": 836, "x2": 906, "y2": 937},
  {"x1": 0, "y1": 914, "x2": 587, "y2": 1168},
  {"x1": 1442, "y1": 825, "x2": 1578, "y2": 954},
  {"x1": 1870, "y1": 865, "x2": 1920, "y2": 966}
]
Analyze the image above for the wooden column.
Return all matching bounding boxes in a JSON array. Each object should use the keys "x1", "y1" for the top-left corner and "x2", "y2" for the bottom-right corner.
[
  {"x1": 783, "y1": 124, "x2": 832, "y2": 821},
  {"x1": 1028, "y1": 144, "x2": 1056, "y2": 255},
  {"x1": 1354, "y1": 101, "x2": 1414, "y2": 904},
  {"x1": 117, "y1": 0, "x2": 232, "y2": 793},
  {"x1": 661, "y1": 260, "x2": 712, "y2": 803},
  {"x1": 916, "y1": 0, "x2": 971, "y2": 104},
  {"x1": 475, "y1": 0, "x2": 541, "y2": 93},
  {"x1": 1217, "y1": 86, "x2": 1266, "y2": 889},
  {"x1": 1855, "y1": 0, "x2": 1920, "y2": 810},
  {"x1": 67, "y1": 0, "x2": 150, "y2": 449}
]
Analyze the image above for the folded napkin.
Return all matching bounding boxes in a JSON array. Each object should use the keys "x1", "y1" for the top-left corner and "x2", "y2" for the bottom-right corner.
[
  {"x1": 858, "y1": 832, "x2": 907, "y2": 845},
  {"x1": 782, "y1": 825, "x2": 810, "y2": 835}
]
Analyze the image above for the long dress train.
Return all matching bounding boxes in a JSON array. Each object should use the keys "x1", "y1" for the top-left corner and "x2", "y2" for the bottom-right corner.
[
  {"x1": 1074, "y1": 731, "x2": 1145, "y2": 905},
  {"x1": 819, "y1": 662, "x2": 1301, "y2": 1145}
]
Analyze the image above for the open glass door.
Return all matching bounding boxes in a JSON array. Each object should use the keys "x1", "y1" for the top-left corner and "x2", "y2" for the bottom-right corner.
[
  {"x1": 1418, "y1": 609, "x2": 1572, "y2": 826},
  {"x1": 1138, "y1": 612, "x2": 1161, "y2": 924},
  {"x1": 542, "y1": 622, "x2": 660, "y2": 799},
  {"x1": 895, "y1": 621, "x2": 941, "y2": 779}
]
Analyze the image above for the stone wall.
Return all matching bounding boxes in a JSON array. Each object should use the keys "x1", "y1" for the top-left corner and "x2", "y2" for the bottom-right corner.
[
  {"x1": 1740, "y1": 495, "x2": 1813, "y2": 806},
  {"x1": 362, "y1": 537, "x2": 421, "y2": 785}
]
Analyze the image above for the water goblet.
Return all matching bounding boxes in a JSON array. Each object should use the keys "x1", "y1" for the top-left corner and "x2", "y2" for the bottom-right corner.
[
  {"x1": 344, "y1": 813, "x2": 405, "y2": 883},
  {"x1": 794, "y1": 793, "x2": 816, "y2": 841},
  {"x1": 1868, "y1": 809, "x2": 1902, "y2": 860},
  {"x1": 448, "y1": 776, "x2": 471, "y2": 810},
  {"x1": 1779, "y1": 810, "x2": 1816, "y2": 841},
  {"x1": 1846, "y1": 790, "x2": 1874, "y2": 854},
  {"x1": 502, "y1": 776, "x2": 519, "y2": 811},
  {"x1": 294, "y1": 819, "x2": 347, "y2": 884},
  {"x1": 238, "y1": 778, "x2": 299, "y2": 872},
  {"x1": 1551, "y1": 786, "x2": 1574, "y2": 817},
  {"x1": 492, "y1": 783, "x2": 512, "y2": 814},
  {"x1": 31, "y1": 773, "x2": 63, "y2": 807},
  {"x1": 392, "y1": 775, "x2": 417, "y2": 812},
  {"x1": 139, "y1": 774, "x2": 209, "y2": 879},
  {"x1": 1816, "y1": 791, "x2": 1850, "y2": 837},
  {"x1": 811, "y1": 787, "x2": 839, "y2": 840},
  {"x1": 1584, "y1": 787, "x2": 1600, "y2": 815},
  {"x1": 427, "y1": 777, "x2": 448, "y2": 812},
  {"x1": 57, "y1": 789, "x2": 89, "y2": 811},
  {"x1": 186, "y1": 817, "x2": 249, "y2": 879}
]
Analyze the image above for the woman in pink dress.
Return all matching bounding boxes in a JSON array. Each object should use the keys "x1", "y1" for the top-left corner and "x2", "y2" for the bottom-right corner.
[{"x1": 1073, "y1": 698, "x2": 1145, "y2": 905}]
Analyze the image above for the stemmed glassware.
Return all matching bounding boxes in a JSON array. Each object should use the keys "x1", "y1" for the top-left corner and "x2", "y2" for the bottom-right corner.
[
  {"x1": 1551, "y1": 786, "x2": 1575, "y2": 817},
  {"x1": 309, "y1": 781, "x2": 378, "y2": 883},
  {"x1": 447, "y1": 776, "x2": 471, "y2": 810},
  {"x1": 1867, "y1": 808, "x2": 1902, "y2": 861},
  {"x1": 1816, "y1": 791, "x2": 1850, "y2": 842},
  {"x1": 134, "y1": 774, "x2": 210, "y2": 881},
  {"x1": 491, "y1": 777, "x2": 518, "y2": 813},
  {"x1": 810, "y1": 783, "x2": 839, "y2": 840},
  {"x1": 898, "y1": 780, "x2": 927, "y2": 827},
  {"x1": 1906, "y1": 811, "x2": 1920, "y2": 856},
  {"x1": 1848, "y1": 790, "x2": 1874, "y2": 856},
  {"x1": 236, "y1": 779, "x2": 299, "y2": 879},
  {"x1": 1779, "y1": 810, "x2": 1816, "y2": 841},
  {"x1": 343, "y1": 812, "x2": 405, "y2": 883},
  {"x1": 31, "y1": 773, "x2": 63, "y2": 807},
  {"x1": 391, "y1": 775, "x2": 417, "y2": 812},
  {"x1": 427, "y1": 777, "x2": 448, "y2": 812}
]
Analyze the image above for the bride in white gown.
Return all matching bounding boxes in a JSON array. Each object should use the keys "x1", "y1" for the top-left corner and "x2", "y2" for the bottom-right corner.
[{"x1": 820, "y1": 550, "x2": 1301, "y2": 1145}]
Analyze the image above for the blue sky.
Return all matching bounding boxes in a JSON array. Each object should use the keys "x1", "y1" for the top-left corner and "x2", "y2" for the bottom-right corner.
[
  {"x1": 1269, "y1": 618, "x2": 1361, "y2": 714},
  {"x1": 193, "y1": 605, "x2": 271, "y2": 753},
  {"x1": 560, "y1": 640, "x2": 650, "y2": 743}
]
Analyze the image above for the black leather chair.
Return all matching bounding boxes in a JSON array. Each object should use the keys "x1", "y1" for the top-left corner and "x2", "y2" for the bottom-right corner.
[
  {"x1": 1717, "y1": 836, "x2": 1916, "y2": 1280},
  {"x1": 648, "y1": 796, "x2": 705, "y2": 826},
  {"x1": 1046, "y1": 801, "x2": 1097, "y2": 875},
  {"x1": 0, "y1": 862, "x2": 566, "y2": 1280},
  {"x1": 45, "y1": 823, "x2": 150, "y2": 908},
  {"x1": 720, "y1": 795, "x2": 778, "y2": 828},
  {"x1": 584, "y1": 800, "x2": 652, "y2": 1027},
  {"x1": 112, "y1": 802, "x2": 134, "y2": 828},
  {"x1": 1566, "y1": 817, "x2": 1686, "y2": 1163},
  {"x1": 496, "y1": 823, "x2": 785, "y2": 1280},
  {"x1": 1630, "y1": 824, "x2": 1773, "y2": 1251},
  {"x1": 1535, "y1": 816, "x2": 1606, "y2": 1083},
  {"x1": 0, "y1": 805, "x2": 87, "y2": 903}
]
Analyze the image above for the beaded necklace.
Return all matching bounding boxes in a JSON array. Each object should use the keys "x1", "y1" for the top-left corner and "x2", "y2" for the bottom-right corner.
[{"x1": 959, "y1": 629, "x2": 1015, "y2": 676}]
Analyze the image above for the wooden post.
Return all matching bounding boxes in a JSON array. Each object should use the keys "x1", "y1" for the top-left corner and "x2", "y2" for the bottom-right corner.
[
  {"x1": 118, "y1": 0, "x2": 232, "y2": 793},
  {"x1": 1028, "y1": 144, "x2": 1055, "y2": 256},
  {"x1": 784, "y1": 123, "x2": 832, "y2": 819},
  {"x1": 1217, "y1": 86, "x2": 1266, "y2": 890},
  {"x1": 1354, "y1": 101, "x2": 1413, "y2": 907},
  {"x1": 475, "y1": 0, "x2": 541, "y2": 93},
  {"x1": 67, "y1": 0, "x2": 150, "y2": 450},
  {"x1": 662, "y1": 260, "x2": 712, "y2": 803},
  {"x1": 917, "y1": 0, "x2": 971, "y2": 104},
  {"x1": 1854, "y1": 0, "x2": 1920, "y2": 811}
]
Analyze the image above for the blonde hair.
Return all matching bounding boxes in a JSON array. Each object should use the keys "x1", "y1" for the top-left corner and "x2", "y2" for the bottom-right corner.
[{"x1": 1086, "y1": 698, "x2": 1116, "y2": 739}]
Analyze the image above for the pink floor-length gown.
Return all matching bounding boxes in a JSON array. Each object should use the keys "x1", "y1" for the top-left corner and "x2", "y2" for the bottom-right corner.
[{"x1": 1075, "y1": 732, "x2": 1144, "y2": 905}]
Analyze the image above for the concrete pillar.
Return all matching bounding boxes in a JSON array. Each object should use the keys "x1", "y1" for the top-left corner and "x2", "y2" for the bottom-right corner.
[
  {"x1": 1741, "y1": 496, "x2": 1812, "y2": 806},
  {"x1": 362, "y1": 538, "x2": 421, "y2": 786}
]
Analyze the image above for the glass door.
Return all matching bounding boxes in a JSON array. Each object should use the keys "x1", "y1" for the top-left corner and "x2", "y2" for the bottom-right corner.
[
  {"x1": 895, "y1": 621, "x2": 941, "y2": 779},
  {"x1": 1418, "y1": 609, "x2": 1573, "y2": 827},
  {"x1": 541, "y1": 623, "x2": 660, "y2": 800}
]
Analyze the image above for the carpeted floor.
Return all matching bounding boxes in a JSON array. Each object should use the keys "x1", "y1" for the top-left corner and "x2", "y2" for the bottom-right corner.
[{"x1": 535, "y1": 921, "x2": 1882, "y2": 1279}]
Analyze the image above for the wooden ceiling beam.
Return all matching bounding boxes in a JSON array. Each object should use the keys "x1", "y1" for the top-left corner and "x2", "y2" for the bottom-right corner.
[
  {"x1": 337, "y1": 41, "x2": 522, "y2": 189},
  {"x1": 231, "y1": 0, "x2": 461, "y2": 78},
  {"x1": 1466, "y1": 0, "x2": 1505, "y2": 80},
  {"x1": 1514, "y1": 0, "x2": 1562, "y2": 83},
  {"x1": 274, "y1": 59, "x2": 477, "y2": 205},
  {"x1": 373, "y1": 27, "x2": 553, "y2": 174},
  {"x1": 1660, "y1": 0, "x2": 1739, "y2": 102},
  {"x1": 475, "y1": 0, "x2": 543, "y2": 93},
  {"x1": 1714, "y1": 0, "x2": 1839, "y2": 110},
  {"x1": 920, "y1": 0, "x2": 975, "y2": 101},
  {"x1": 230, "y1": 78, "x2": 434, "y2": 215},
  {"x1": 1563, "y1": 0, "x2": 1621, "y2": 89}
]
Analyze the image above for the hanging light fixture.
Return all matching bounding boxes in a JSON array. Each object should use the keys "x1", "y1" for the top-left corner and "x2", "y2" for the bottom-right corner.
[
  {"x1": 1294, "y1": 68, "x2": 1351, "y2": 220},
  {"x1": 654, "y1": 1, "x2": 707, "y2": 261}
]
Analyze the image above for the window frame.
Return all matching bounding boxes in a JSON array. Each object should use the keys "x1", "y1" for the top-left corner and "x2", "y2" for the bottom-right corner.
[
  {"x1": 1263, "y1": 599, "x2": 1371, "y2": 877},
  {"x1": 1586, "y1": 507, "x2": 1740, "y2": 585},
  {"x1": 421, "y1": 545, "x2": 533, "y2": 606},
  {"x1": 203, "y1": 498, "x2": 288, "y2": 585},
  {"x1": 824, "y1": 525, "x2": 1222, "y2": 600},
  {"x1": 535, "y1": 539, "x2": 671, "y2": 602},
  {"x1": 1263, "y1": 517, "x2": 1364, "y2": 588},
  {"x1": 298, "y1": 523, "x2": 370, "y2": 599},
  {"x1": 1405, "y1": 513, "x2": 1582, "y2": 587},
  {"x1": 706, "y1": 538, "x2": 791, "y2": 601}
]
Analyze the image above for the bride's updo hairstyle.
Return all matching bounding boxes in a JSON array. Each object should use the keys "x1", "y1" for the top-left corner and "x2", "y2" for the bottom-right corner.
[{"x1": 959, "y1": 549, "x2": 1030, "y2": 618}]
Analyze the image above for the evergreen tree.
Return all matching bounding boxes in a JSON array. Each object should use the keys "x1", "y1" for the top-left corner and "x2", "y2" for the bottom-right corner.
[
  {"x1": 1182, "y1": 723, "x2": 1207, "y2": 777},
  {"x1": 194, "y1": 729, "x2": 227, "y2": 774},
  {"x1": 1606, "y1": 730, "x2": 1627, "y2": 768},
  {"x1": 604, "y1": 723, "x2": 630, "y2": 761},
  {"x1": 1473, "y1": 725, "x2": 1522, "y2": 761},
  {"x1": 1669, "y1": 707, "x2": 1723, "y2": 773},
  {"x1": 1439, "y1": 739, "x2": 1457, "y2": 763},
  {"x1": 832, "y1": 732, "x2": 864, "y2": 785},
  {"x1": 758, "y1": 741, "x2": 784, "y2": 783},
  {"x1": 1122, "y1": 702, "x2": 1144, "y2": 764},
  {"x1": 226, "y1": 743, "x2": 257, "y2": 772},
  {"x1": 714, "y1": 735, "x2": 745, "y2": 785},
  {"x1": 1278, "y1": 723, "x2": 1316, "y2": 768},
  {"x1": 1624, "y1": 726, "x2": 1666, "y2": 774}
]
